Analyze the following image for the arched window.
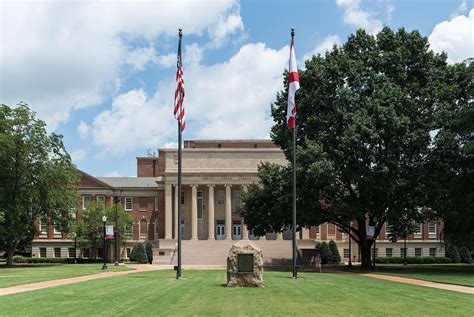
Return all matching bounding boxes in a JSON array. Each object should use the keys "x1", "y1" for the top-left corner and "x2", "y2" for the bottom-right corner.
[{"x1": 140, "y1": 219, "x2": 148, "y2": 238}]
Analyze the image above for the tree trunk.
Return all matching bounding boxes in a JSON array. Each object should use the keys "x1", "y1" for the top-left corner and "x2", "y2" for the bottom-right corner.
[
  {"x1": 6, "y1": 242, "x2": 18, "y2": 267},
  {"x1": 359, "y1": 240, "x2": 373, "y2": 269}
]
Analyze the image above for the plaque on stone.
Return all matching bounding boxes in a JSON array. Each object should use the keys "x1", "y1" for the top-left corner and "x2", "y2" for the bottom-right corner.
[
  {"x1": 237, "y1": 254, "x2": 254, "y2": 273},
  {"x1": 227, "y1": 240, "x2": 264, "y2": 288}
]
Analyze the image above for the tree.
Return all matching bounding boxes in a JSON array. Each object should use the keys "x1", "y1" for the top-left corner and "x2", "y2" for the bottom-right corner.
[
  {"x1": 239, "y1": 28, "x2": 472, "y2": 268},
  {"x1": 316, "y1": 242, "x2": 332, "y2": 264},
  {"x1": 0, "y1": 104, "x2": 80, "y2": 266},
  {"x1": 458, "y1": 247, "x2": 472, "y2": 264},
  {"x1": 130, "y1": 243, "x2": 148, "y2": 264},
  {"x1": 328, "y1": 240, "x2": 341, "y2": 264},
  {"x1": 71, "y1": 202, "x2": 132, "y2": 259},
  {"x1": 445, "y1": 243, "x2": 461, "y2": 263}
]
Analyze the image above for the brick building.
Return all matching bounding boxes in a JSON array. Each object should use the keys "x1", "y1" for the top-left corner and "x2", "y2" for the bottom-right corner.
[{"x1": 31, "y1": 140, "x2": 445, "y2": 264}]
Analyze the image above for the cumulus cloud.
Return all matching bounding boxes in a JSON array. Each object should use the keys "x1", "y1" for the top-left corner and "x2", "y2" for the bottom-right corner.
[
  {"x1": 428, "y1": 9, "x2": 474, "y2": 63},
  {"x1": 0, "y1": 0, "x2": 243, "y2": 130},
  {"x1": 301, "y1": 35, "x2": 342, "y2": 63},
  {"x1": 91, "y1": 42, "x2": 289, "y2": 154},
  {"x1": 336, "y1": 0, "x2": 384, "y2": 34},
  {"x1": 77, "y1": 121, "x2": 90, "y2": 140},
  {"x1": 70, "y1": 149, "x2": 86, "y2": 162}
]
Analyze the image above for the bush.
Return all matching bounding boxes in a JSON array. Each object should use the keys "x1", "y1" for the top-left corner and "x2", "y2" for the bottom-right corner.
[
  {"x1": 130, "y1": 243, "x2": 148, "y2": 264},
  {"x1": 328, "y1": 240, "x2": 341, "y2": 263},
  {"x1": 12, "y1": 255, "x2": 28, "y2": 263},
  {"x1": 458, "y1": 247, "x2": 473, "y2": 264},
  {"x1": 374, "y1": 256, "x2": 451, "y2": 264},
  {"x1": 445, "y1": 243, "x2": 461, "y2": 263},
  {"x1": 315, "y1": 242, "x2": 332, "y2": 264},
  {"x1": 13, "y1": 256, "x2": 67, "y2": 264},
  {"x1": 145, "y1": 242, "x2": 153, "y2": 264}
]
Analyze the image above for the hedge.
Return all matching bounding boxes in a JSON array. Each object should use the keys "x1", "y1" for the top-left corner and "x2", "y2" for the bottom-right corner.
[
  {"x1": 145, "y1": 242, "x2": 154, "y2": 264},
  {"x1": 13, "y1": 256, "x2": 107, "y2": 264},
  {"x1": 375, "y1": 256, "x2": 451, "y2": 264},
  {"x1": 458, "y1": 247, "x2": 473, "y2": 264}
]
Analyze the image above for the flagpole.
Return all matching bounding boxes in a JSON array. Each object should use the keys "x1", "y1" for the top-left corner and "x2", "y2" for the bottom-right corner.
[
  {"x1": 290, "y1": 28, "x2": 297, "y2": 279},
  {"x1": 176, "y1": 28, "x2": 183, "y2": 280}
]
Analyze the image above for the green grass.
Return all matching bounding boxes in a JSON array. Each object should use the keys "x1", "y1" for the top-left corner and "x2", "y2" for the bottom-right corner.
[
  {"x1": 0, "y1": 263, "x2": 131, "y2": 288},
  {"x1": 373, "y1": 264, "x2": 474, "y2": 287},
  {"x1": 0, "y1": 270, "x2": 472, "y2": 316}
]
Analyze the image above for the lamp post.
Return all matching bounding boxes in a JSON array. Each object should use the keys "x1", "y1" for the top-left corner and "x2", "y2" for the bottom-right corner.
[
  {"x1": 102, "y1": 215, "x2": 107, "y2": 270},
  {"x1": 114, "y1": 195, "x2": 120, "y2": 266}
]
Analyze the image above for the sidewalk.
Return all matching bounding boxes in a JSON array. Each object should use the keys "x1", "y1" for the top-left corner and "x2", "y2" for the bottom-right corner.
[
  {"x1": 0, "y1": 264, "x2": 162, "y2": 297},
  {"x1": 362, "y1": 273, "x2": 474, "y2": 295}
]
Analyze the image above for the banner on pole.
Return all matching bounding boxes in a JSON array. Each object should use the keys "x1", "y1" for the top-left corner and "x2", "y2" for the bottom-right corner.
[
  {"x1": 366, "y1": 226, "x2": 375, "y2": 240},
  {"x1": 106, "y1": 225, "x2": 114, "y2": 239}
]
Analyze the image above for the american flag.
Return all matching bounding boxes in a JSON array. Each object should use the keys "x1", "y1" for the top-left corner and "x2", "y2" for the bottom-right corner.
[{"x1": 174, "y1": 35, "x2": 185, "y2": 131}]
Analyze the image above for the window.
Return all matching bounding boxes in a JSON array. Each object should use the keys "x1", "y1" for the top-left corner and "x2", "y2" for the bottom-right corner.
[
  {"x1": 232, "y1": 191, "x2": 241, "y2": 205},
  {"x1": 125, "y1": 224, "x2": 133, "y2": 238},
  {"x1": 82, "y1": 195, "x2": 91, "y2": 209},
  {"x1": 39, "y1": 247, "x2": 47, "y2": 258},
  {"x1": 39, "y1": 218, "x2": 47, "y2": 235},
  {"x1": 54, "y1": 247, "x2": 61, "y2": 258},
  {"x1": 154, "y1": 197, "x2": 159, "y2": 211},
  {"x1": 373, "y1": 248, "x2": 378, "y2": 258},
  {"x1": 96, "y1": 195, "x2": 106, "y2": 206},
  {"x1": 217, "y1": 190, "x2": 225, "y2": 204},
  {"x1": 140, "y1": 219, "x2": 148, "y2": 238},
  {"x1": 82, "y1": 248, "x2": 90, "y2": 258},
  {"x1": 53, "y1": 223, "x2": 61, "y2": 236},
  {"x1": 400, "y1": 248, "x2": 406, "y2": 257},
  {"x1": 428, "y1": 221, "x2": 437, "y2": 234},
  {"x1": 386, "y1": 248, "x2": 393, "y2": 257},
  {"x1": 343, "y1": 249, "x2": 350, "y2": 258},
  {"x1": 197, "y1": 191, "x2": 203, "y2": 219},
  {"x1": 126, "y1": 248, "x2": 131, "y2": 258},
  {"x1": 385, "y1": 222, "x2": 392, "y2": 235},
  {"x1": 68, "y1": 248, "x2": 75, "y2": 258},
  {"x1": 180, "y1": 190, "x2": 185, "y2": 205},
  {"x1": 125, "y1": 197, "x2": 133, "y2": 211},
  {"x1": 415, "y1": 248, "x2": 422, "y2": 257},
  {"x1": 429, "y1": 248, "x2": 436, "y2": 257},
  {"x1": 140, "y1": 197, "x2": 147, "y2": 211},
  {"x1": 413, "y1": 222, "x2": 422, "y2": 235}
]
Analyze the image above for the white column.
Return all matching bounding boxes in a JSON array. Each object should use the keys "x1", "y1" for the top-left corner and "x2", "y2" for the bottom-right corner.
[
  {"x1": 173, "y1": 185, "x2": 178, "y2": 239},
  {"x1": 241, "y1": 185, "x2": 249, "y2": 240},
  {"x1": 207, "y1": 184, "x2": 215, "y2": 240},
  {"x1": 276, "y1": 232, "x2": 283, "y2": 240},
  {"x1": 191, "y1": 185, "x2": 198, "y2": 240},
  {"x1": 225, "y1": 184, "x2": 232, "y2": 240},
  {"x1": 301, "y1": 227, "x2": 310, "y2": 239},
  {"x1": 164, "y1": 184, "x2": 172, "y2": 239}
]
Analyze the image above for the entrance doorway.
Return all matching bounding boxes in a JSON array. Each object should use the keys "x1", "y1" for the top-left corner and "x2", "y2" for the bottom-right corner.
[
  {"x1": 232, "y1": 223, "x2": 242, "y2": 240},
  {"x1": 216, "y1": 221, "x2": 225, "y2": 240}
]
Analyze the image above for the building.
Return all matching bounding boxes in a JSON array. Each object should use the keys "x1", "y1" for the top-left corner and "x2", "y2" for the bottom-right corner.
[{"x1": 31, "y1": 140, "x2": 445, "y2": 264}]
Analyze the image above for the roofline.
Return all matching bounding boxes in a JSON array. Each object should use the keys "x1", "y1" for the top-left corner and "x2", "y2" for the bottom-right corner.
[{"x1": 77, "y1": 169, "x2": 113, "y2": 189}]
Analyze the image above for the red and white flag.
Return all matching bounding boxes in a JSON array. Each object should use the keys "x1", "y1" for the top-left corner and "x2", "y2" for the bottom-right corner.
[
  {"x1": 174, "y1": 42, "x2": 186, "y2": 131},
  {"x1": 287, "y1": 37, "x2": 300, "y2": 129}
]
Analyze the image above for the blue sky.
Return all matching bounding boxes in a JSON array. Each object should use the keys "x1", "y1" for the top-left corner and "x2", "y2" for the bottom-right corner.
[{"x1": 1, "y1": 0, "x2": 473, "y2": 177}]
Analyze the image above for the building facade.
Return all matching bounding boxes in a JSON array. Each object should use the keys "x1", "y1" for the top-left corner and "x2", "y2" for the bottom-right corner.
[{"x1": 32, "y1": 140, "x2": 445, "y2": 264}]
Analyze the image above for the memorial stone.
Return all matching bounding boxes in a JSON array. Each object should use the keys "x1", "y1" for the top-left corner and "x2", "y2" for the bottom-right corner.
[{"x1": 227, "y1": 240, "x2": 264, "y2": 287}]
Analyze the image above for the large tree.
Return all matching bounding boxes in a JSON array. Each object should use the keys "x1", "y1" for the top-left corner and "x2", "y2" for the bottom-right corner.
[
  {"x1": 239, "y1": 28, "x2": 472, "y2": 268},
  {"x1": 0, "y1": 103, "x2": 80, "y2": 265}
]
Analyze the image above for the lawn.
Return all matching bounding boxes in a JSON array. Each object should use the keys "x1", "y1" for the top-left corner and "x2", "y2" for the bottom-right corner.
[
  {"x1": 0, "y1": 270, "x2": 472, "y2": 316},
  {"x1": 373, "y1": 264, "x2": 474, "y2": 287},
  {"x1": 0, "y1": 263, "x2": 131, "y2": 288}
]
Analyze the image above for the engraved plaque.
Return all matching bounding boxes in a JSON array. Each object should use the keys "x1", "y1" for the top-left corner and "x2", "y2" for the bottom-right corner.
[{"x1": 237, "y1": 254, "x2": 254, "y2": 273}]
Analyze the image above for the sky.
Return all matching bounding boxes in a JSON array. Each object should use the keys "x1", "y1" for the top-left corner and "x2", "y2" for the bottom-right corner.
[{"x1": 1, "y1": 0, "x2": 473, "y2": 177}]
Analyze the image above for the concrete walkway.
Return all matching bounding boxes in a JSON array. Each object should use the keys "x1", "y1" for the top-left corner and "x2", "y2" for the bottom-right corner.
[
  {"x1": 0, "y1": 264, "x2": 162, "y2": 297},
  {"x1": 363, "y1": 273, "x2": 474, "y2": 295}
]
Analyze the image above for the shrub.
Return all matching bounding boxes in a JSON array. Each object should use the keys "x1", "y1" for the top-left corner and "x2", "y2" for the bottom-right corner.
[
  {"x1": 445, "y1": 243, "x2": 461, "y2": 263},
  {"x1": 13, "y1": 256, "x2": 67, "y2": 264},
  {"x1": 328, "y1": 240, "x2": 341, "y2": 263},
  {"x1": 374, "y1": 256, "x2": 451, "y2": 264},
  {"x1": 145, "y1": 242, "x2": 154, "y2": 264},
  {"x1": 458, "y1": 247, "x2": 473, "y2": 264},
  {"x1": 315, "y1": 242, "x2": 332, "y2": 264},
  {"x1": 130, "y1": 243, "x2": 148, "y2": 264},
  {"x1": 13, "y1": 255, "x2": 27, "y2": 263}
]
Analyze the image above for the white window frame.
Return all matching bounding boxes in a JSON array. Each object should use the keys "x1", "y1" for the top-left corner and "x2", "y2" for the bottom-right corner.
[
  {"x1": 96, "y1": 195, "x2": 106, "y2": 206},
  {"x1": 216, "y1": 190, "x2": 225, "y2": 205},
  {"x1": 53, "y1": 223, "x2": 61, "y2": 235},
  {"x1": 385, "y1": 222, "x2": 392, "y2": 235},
  {"x1": 39, "y1": 247, "x2": 47, "y2": 258},
  {"x1": 39, "y1": 218, "x2": 47, "y2": 235},
  {"x1": 415, "y1": 248, "x2": 422, "y2": 257},
  {"x1": 54, "y1": 247, "x2": 61, "y2": 258},
  {"x1": 154, "y1": 197, "x2": 159, "y2": 211},
  {"x1": 413, "y1": 222, "x2": 422, "y2": 235},
  {"x1": 232, "y1": 191, "x2": 241, "y2": 205},
  {"x1": 82, "y1": 195, "x2": 91, "y2": 210},
  {"x1": 428, "y1": 221, "x2": 437, "y2": 235},
  {"x1": 429, "y1": 248, "x2": 436, "y2": 257},
  {"x1": 125, "y1": 197, "x2": 133, "y2": 211}
]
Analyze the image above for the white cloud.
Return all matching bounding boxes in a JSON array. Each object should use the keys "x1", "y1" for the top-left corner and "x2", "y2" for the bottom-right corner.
[
  {"x1": 336, "y1": 0, "x2": 384, "y2": 34},
  {"x1": 185, "y1": 43, "x2": 204, "y2": 65},
  {"x1": 207, "y1": 7, "x2": 244, "y2": 48},
  {"x1": 77, "y1": 121, "x2": 90, "y2": 140},
  {"x1": 451, "y1": 0, "x2": 468, "y2": 18},
  {"x1": 156, "y1": 53, "x2": 176, "y2": 68},
  {"x1": 0, "y1": 0, "x2": 243, "y2": 130},
  {"x1": 428, "y1": 9, "x2": 474, "y2": 63},
  {"x1": 103, "y1": 171, "x2": 122, "y2": 177},
  {"x1": 91, "y1": 42, "x2": 289, "y2": 154},
  {"x1": 301, "y1": 35, "x2": 342, "y2": 63},
  {"x1": 70, "y1": 149, "x2": 86, "y2": 162},
  {"x1": 126, "y1": 46, "x2": 157, "y2": 72}
]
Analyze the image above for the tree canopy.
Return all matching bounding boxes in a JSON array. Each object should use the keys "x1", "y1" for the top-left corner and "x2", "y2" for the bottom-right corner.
[
  {"x1": 0, "y1": 103, "x2": 80, "y2": 265},
  {"x1": 239, "y1": 27, "x2": 473, "y2": 268}
]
